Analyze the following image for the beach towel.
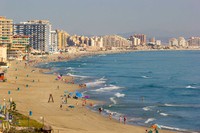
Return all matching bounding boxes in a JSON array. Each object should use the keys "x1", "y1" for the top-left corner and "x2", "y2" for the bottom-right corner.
[{"x1": 68, "y1": 105, "x2": 75, "y2": 108}]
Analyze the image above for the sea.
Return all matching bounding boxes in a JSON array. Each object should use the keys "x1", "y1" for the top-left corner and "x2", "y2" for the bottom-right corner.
[{"x1": 37, "y1": 51, "x2": 200, "y2": 132}]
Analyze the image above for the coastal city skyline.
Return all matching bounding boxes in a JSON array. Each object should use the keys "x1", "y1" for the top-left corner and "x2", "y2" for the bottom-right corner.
[
  {"x1": 1, "y1": 15, "x2": 200, "y2": 60},
  {"x1": 1, "y1": 1, "x2": 200, "y2": 132},
  {"x1": 1, "y1": 0, "x2": 200, "y2": 39}
]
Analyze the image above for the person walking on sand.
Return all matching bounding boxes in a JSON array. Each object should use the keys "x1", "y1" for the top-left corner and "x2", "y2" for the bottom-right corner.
[
  {"x1": 109, "y1": 113, "x2": 112, "y2": 120},
  {"x1": 119, "y1": 116, "x2": 122, "y2": 123},
  {"x1": 123, "y1": 116, "x2": 127, "y2": 124},
  {"x1": 24, "y1": 62, "x2": 27, "y2": 68},
  {"x1": 65, "y1": 97, "x2": 67, "y2": 104},
  {"x1": 99, "y1": 107, "x2": 103, "y2": 114},
  {"x1": 155, "y1": 129, "x2": 159, "y2": 133}
]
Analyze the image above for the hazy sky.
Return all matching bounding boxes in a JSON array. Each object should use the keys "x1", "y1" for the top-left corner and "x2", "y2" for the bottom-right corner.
[{"x1": 1, "y1": 0, "x2": 200, "y2": 39}]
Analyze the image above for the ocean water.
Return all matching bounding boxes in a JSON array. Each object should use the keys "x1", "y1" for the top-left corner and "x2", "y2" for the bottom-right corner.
[{"x1": 37, "y1": 51, "x2": 200, "y2": 132}]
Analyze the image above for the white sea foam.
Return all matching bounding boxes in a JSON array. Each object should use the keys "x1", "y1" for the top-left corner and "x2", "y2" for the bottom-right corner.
[
  {"x1": 165, "y1": 103, "x2": 179, "y2": 107},
  {"x1": 115, "y1": 92, "x2": 125, "y2": 98},
  {"x1": 66, "y1": 73, "x2": 89, "y2": 78},
  {"x1": 66, "y1": 67, "x2": 74, "y2": 70},
  {"x1": 142, "y1": 106, "x2": 155, "y2": 111},
  {"x1": 164, "y1": 103, "x2": 200, "y2": 108},
  {"x1": 86, "y1": 79, "x2": 106, "y2": 87},
  {"x1": 186, "y1": 85, "x2": 197, "y2": 89},
  {"x1": 99, "y1": 77, "x2": 107, "y2": 81},
  {"x1": 104, "y1": 109, "x2": 122, "y2": 116},
  {"x1": 160, "y1": 113, "x2": 169, "y2": 116},
  {"x1": 110, "y1": 97, "x2": 117, "y2": 104},
  {"x1": 142, "y1": 107, "x2": 152, "y2": 111},
  {"x1": 94, "y1": 85, "x2": 123, "y2": 92},
  {"x1": 145, "y1": 118, "x2": 156, "y2": 123},
  {"x1": 160, "y1": 125, "x2": 188, "y2": 132},
  {"x1": 141, "y1": 76, "x2": 149, "y2": 79}
]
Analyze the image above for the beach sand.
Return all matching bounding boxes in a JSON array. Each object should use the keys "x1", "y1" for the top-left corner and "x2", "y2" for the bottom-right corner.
[{"x1": 0, "y1": 52, "x2": 177, "y2": 133}]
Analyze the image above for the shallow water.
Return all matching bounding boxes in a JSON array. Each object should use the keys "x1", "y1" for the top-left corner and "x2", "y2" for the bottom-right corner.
[{"x1": 37, "y1": 51, "x2": 200, "y2": 132}]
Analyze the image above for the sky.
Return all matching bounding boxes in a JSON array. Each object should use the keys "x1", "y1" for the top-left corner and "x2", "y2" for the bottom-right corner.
[{"x1": 1, "y1": 0, "x2": 200, "y2": 40}]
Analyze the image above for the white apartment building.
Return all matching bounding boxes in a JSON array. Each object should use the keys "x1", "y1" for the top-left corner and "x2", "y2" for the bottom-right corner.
[
  {"x1": 155, "y1": 40, "x2": 161, "y2": 45},
  {"x1": 169, "y1": 38, "x2": 178, "y2": 46},
  {"x1": 50, "y1": 31, "x2": 58, "y2": 53},
  {"x1": 178, "y1": 37, "x2": 187, "y2": 47},
  {"x1": 129, "y1": 36, "x2": 141, "y2": 46},
  {"x1": 14, "y1": 20, "x2": 52, "y2": 52},
  {"x1": 188, "y1": 37, "x2": 200, "y2": 46},
  {"x1": 90, "y1": 37, "x2": 103, "y2": 47}
]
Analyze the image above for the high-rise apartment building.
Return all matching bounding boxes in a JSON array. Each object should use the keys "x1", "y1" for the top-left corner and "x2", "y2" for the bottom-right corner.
[
  {"x1": 134, "y1": 34, "x2": 146, "y2": 45},
  {"x1": 188, "y1": 37, "x2": 200, "y2": 46},
  {"x1": 12, "y1": 35, "x2": 29, "y2": 52},
  {"x1": 90, "y1": 36, "x2": 103, "y2": 47},
  {"x1": 56, "y1": 30, "x2": 69, "y2": 51},
  {"x1": 0, "y1": 16, "x2": 13, "y2": 63},
  {"x1": 0, "y1": 16, "x2": 13, "y2": 47},
  {"x1": 103, "y1": 35, "x2": 131, "y2": 48},
  {"x1": 178, "y1": 37, "x2": 187, "y2": 47},
  {"x1": 169, "y1": 37, "x2": 187, "y2": 47},
  {"x1": 50, "y1": 31, "x2": 58, "y2": 53},
  {"x1": 14, "y1": 20, "x2": 52, "y2": 52},
  {"x1": 169, "y1": 38, "x2": 178, "y2": 46},
  {"x1": 129, "y1": 36, "x2": 141, "y2": 46}
]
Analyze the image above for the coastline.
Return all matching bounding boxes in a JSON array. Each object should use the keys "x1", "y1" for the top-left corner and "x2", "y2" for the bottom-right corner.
[{"x1": 1, "y1": 50, "x2": 196, "y2": 133}]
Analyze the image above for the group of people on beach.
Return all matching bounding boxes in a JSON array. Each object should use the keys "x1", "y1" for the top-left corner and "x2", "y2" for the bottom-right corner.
[
  {"x1": 99, "y1": 107, "x2": 127, "y2": 124},
  {"x1": 119, "y1": 115, "x2": 127, "y2": 124}
]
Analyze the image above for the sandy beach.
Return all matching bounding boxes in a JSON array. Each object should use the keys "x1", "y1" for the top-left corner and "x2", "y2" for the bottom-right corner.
[{"x1": 0, "y1": 52, "x2": 178, "y2": 133}]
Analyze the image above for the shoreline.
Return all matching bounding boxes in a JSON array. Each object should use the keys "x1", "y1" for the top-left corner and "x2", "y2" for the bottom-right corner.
[
  {"x1": 1, "y1": 49, "x2": 198, "y2": 133},
  {"x1": 32, "y1": 50, "x2": 192, "y2": 133}
]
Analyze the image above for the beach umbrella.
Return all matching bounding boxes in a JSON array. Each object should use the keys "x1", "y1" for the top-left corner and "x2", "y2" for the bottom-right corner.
[
  {"x1": 75, "y1": 92, "x2": 82, "y2": 98},
  {"x1": 84, "y1": 95, "x2": 90, "y2": 99}
]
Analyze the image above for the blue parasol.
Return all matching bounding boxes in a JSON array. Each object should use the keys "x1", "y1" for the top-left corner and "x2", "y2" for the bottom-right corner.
[{"x1": 75, "y1": 92, "x2": 83, "y2": 98}]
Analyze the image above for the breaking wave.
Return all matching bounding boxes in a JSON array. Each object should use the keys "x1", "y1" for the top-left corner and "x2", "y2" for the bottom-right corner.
[
  {"x1": 86, "y1": 79, "x2": 106, "y2": 87},
  {"x1": 145, "y1": 118, "x2": 156, "y2": 123},
  {"x1": 186, "y1": 85, "x2": 197, "y2": 89},
  {"x1": 110, "y1": 97, "x2": 117, "y2": 104},
  {"x1": 164, "y1": 103, "x2": 200, "y2": 108},
  {"x1": 142, "y1": 106, "x2": 155, "y2": 111},
  {"x1": 66, "y1": 73, "x2": 90, "y2": 78},
  {"x1": 115, "y1": 92, "x2": 125, "y2": 98},
  {"x1": 160, "y1": 113, "x2": 169, "y2": 116},
  {"x1": 94, "y1": 85, "x2": 123, "y2": 92},
  {"x1": 160, "y1": 125, "x2": 188, "y2": 132}
]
